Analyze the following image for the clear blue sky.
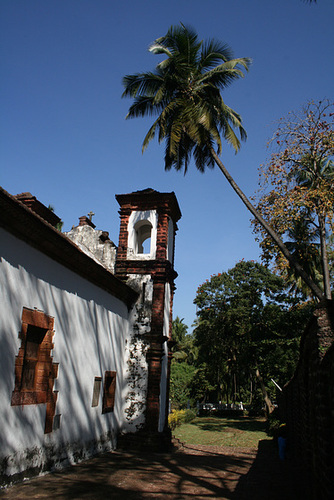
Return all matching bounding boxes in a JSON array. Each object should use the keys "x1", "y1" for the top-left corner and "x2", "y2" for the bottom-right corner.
[{"x1": 1, "y1": 0, "x2": 333, "y2": 332}]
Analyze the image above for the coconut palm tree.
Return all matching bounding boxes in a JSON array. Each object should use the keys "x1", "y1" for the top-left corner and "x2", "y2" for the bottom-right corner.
[
  {"x1": 284, "y1": 215, "x2": 323, "y2": 298},
  {"x1": 292, "y1": 156, "x2": 334, "y2": 299},
  {"x1": 122, "y1": 24, "x2": 324, "y2": 301}
]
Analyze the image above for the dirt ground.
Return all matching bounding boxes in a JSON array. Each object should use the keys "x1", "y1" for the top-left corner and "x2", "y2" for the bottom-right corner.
[{"x1": 0, "y1": 439, "x2": 311, "y2": 499}]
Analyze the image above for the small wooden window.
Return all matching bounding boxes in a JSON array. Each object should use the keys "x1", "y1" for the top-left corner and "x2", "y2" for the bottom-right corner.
[
  {"x1": 91, "y1": 377, "x2": 102, "y2": 407},
  {"x1": 21, "y1": 324, "x2": 46, "y2": 390},
  {"x1": 102, "y1": 371, "x2": 116, "y2": 414},
  {"x1": 11, "y1": 307, "x2": 58, "y2": 433}
]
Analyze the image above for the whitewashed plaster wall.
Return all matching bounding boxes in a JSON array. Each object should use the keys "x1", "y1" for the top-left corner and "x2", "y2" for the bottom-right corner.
[
  {"x1": 65, "y1": 225, "x2": 117, "y2": 273},
  {"x1": 0, "y1": 228, "x2": 140, "y2": 483},
  {"x1": 121, "y1": 274, "x2": 153, "y2": 432},
  {"x1": 158, "y1": 282, "x2": 171, "y2": 432},
  {"x1": 127, "y1": 210, "x2": 158, "y2": 260}
]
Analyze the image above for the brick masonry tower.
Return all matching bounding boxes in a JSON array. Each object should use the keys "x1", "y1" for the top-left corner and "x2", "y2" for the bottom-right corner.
[{"x1": 115, "y1": 189, "x2": 181, "y2": 439}]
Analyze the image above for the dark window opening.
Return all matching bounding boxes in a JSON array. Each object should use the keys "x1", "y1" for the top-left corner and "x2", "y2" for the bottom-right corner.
[
  {"x1": 21, "y1": 324, "x2": 46, "y2": 390},
  {"x1": 102, "y1": 371, "x2": 116, "y2": 414}
]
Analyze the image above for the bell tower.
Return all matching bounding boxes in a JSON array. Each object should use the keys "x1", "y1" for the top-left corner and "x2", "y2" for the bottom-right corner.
[{"x1": 115, "y1": 189, "x2": 181, "y2": 437}]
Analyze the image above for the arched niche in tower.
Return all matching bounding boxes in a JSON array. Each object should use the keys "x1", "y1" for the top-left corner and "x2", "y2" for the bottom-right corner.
[
  {"x1": 134, "y1": 220, "x2": 152, "y2": 254},
  {"x1": 127, "y1": 210, "x2": 157, "y2": 260}
]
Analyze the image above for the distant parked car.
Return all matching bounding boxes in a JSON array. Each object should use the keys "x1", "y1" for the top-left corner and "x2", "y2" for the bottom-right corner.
[{"x1": 202, "y1": 403, "x2": 218, "y2": 411}]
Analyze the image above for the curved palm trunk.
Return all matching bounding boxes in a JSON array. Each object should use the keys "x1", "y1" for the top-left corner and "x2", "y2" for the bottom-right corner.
[{"x1": 210, "y1": 148, "x2": 325, "y2": 301}]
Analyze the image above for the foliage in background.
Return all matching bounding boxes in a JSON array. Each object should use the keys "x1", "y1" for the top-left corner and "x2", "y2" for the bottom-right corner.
[
  {"x1": 266, "y1": 410, "x2": 285, "y2": 438},
  {"x1": 252, "y1": 100, "x2": 334, "y2": 299},
  {"x1": 48, "y1": 204, "x2": 64, "y2": 231},
  {"x1": 168, "y1": 409, "x2": 197, "y2": 430},
  {"x1": 170, "y1": 262, "x2": 312, "y2": 411},
  {"x1": 193, "y1": 260, "x2": 313, "y2": 410},
  {"x1": 170, "y1": 362, "x2": 196, "y2": 409},
  {"x1": 170, "y1": 317, "x2": 200, "y2": 409}
]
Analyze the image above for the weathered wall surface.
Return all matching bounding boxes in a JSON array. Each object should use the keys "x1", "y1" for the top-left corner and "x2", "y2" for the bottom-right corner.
[
  {"x1": 159, "y1": 282, "x2": 171, "y2": 432},
  {"x1": 127, "y1": 210, "x2": 158, "y2": 260},
  {"x1": 0, "y1": 228, "x2": 139, "y2": 485},
  {"x1": 280, "y1": 301, "x2": 334, "y2": 500},
  {"x1": 122, "y1": 274, "x2": 153, "y2": 431},
  {"x1": 65, "y1": 224, "x2": 117, "y2": 273}
]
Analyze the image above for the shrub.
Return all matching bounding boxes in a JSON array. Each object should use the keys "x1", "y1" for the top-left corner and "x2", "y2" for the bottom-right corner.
[
  {"x1": 168, "y1": 409, "x2": 196, "y2": 430},
  {"x1": 266, "y1": 409, "x2": 286, "y2": 439},
  {"x1": 267, "y1": 417, "x2": 281, "y2": 437},
  {"x1": 183, "y1": 409, "x2": 197, "y2": 423},
  {"x1": 168, "y1": 410, "x2": 185, "y2": 430}
]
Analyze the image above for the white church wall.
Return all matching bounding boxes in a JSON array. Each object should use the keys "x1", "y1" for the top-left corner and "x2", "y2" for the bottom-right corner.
[
  {"x1": 158, "y1": 282, "x2": 171, "y2": 432},
  {"x1": 65, "y1": 224, "x2": 117, "y2": 273},
  {"x1": 0, "y1": 228, "x2": 133, "y2": 484},
  {"x1": 120, "y1": 274, "x2": 153, "y2": 433}
]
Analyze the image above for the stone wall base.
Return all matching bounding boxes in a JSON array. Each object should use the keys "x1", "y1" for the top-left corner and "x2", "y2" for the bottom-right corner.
[{"x1": 0, "y1": 431, "x2": 117, "y2": 488}]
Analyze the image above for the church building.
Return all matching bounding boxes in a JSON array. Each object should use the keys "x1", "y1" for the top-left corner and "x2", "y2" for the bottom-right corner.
[{"x1": 0, "y1": 186, "x2": 181, "y2": 486}]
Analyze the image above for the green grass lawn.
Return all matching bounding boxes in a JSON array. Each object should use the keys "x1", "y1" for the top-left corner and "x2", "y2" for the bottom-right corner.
[{"x1": 173, "y1": 416, "x2": 267, "y2": 448}]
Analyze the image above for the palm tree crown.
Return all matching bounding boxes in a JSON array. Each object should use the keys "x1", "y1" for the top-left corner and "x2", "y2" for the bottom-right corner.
[
  {"x1": 122, "y1": 25, "x2": 325, "y2": 301},
  {"x1": 122, "y1": 24, "x2": 251, "y2": 173},
  {"x1": 292, "y1": 156, "x2": 334, "y2": 299},
  {"x1": 284, "y1": 216, "x2": 323, "y2": 298}
]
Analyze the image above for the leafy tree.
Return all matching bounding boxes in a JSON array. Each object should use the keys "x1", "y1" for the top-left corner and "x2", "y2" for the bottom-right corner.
[
  {"x1": 171, "y1": 316, "x2": 198, "y2": 363},
  {"x1": 170, "y1": 317, "x2": 200, "y2": 408},
  {"x1": 171, "y1": 316, "x2": 188, "y2": 362},
  {"x1": 283, "y1": 216, "x2": 323, "y2": 297},
  {"x1": 188, "y1": 364, "x2": 215, "y2": 405},
  {"x1": 253, "y1": 100, "x2": 334, "y2": 299},
  {"x1": 169, "y1": 362, "x2": 196, "y2": 410},
  {"x1": 193, "y1": 260, "x2": 312, "y2": 412},
  {"x1": 172, "y1": 316, "x2": 188, "y2": 344},
  {"x1": 122, "y1": 24, "x2": 324, "y2": 300}
]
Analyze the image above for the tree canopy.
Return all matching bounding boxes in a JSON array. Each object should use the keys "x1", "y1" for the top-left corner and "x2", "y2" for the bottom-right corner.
[
  {"x1": 252, "y1": 100, "x2": 334, "y2": 299},
  {"x1": 193, "y1": 260, "x2": 312, "y2": 410},
  {"x1": 170, "y1": 317, "x2": 198, "y2": 409},
  {"x1": 122, "y1": 24, "x2": 250, "y2": 173},
  {"x1": 169, "y1": 261, "x2": 313, "y2": 411}
]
